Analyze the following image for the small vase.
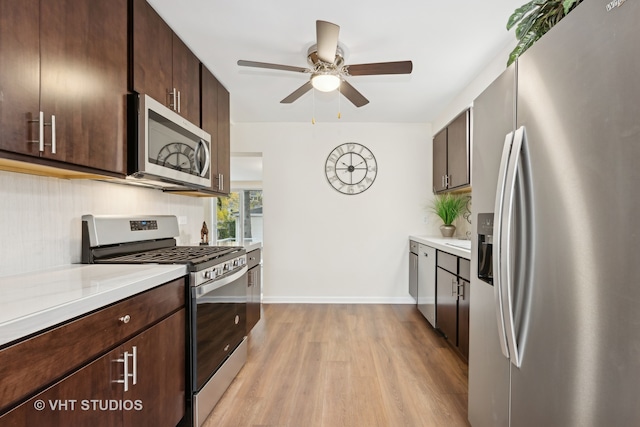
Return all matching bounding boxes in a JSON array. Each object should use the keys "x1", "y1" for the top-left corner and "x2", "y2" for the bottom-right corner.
[{"x1": 440, "y1": 224, "x2": 456, "y2": 238}]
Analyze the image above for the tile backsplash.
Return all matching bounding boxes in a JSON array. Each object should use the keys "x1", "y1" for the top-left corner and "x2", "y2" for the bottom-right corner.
[{"x1": 0, "y1": 171, "x2": 206, "y2": 277}]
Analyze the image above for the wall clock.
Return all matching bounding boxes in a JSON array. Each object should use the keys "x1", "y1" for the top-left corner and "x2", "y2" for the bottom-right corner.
[
  {"x1": 325, "y1": 143, "x2": 377, "y2": 195},
  {"x1": 156, "y1": 142, "x2": 196, "y2": 174}
]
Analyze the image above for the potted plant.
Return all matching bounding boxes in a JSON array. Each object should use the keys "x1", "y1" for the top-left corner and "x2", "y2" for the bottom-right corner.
[
  {"x1": 506, "y1": 0, "x2": 583, "y2": 66},
  {"x1": 430, "y1": 193, "x2": 467, "y2": 238}
]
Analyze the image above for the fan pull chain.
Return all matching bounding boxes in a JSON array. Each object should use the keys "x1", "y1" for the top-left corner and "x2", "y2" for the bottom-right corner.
[
  {"x1": 337, "y1": 82, "x2": 341, "y2": 119},
  {"x1": 312, "y1": 89, "x2": 316, "y2": 124}
]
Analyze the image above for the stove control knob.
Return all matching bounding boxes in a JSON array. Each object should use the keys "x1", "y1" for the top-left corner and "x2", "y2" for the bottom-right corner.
[
  {"x1": 223, "y1": 263, "x2": 230, "y2": 272},
  {"x1": 233, "y1": 259, "x2": 239, "y2": 267}
]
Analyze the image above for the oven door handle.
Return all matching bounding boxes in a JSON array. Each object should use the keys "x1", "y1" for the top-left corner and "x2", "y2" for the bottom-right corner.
[{"x1": 193, "y1": 265, "x2": 248, "y2": 299}]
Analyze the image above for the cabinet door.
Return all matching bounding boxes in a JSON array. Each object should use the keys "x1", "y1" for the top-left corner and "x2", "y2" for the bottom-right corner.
[
  {"x1": 122, "y1": 310, "x2": 185, "y2": 427},
  {"x1": 0, "y1": 347, "x2": 122, "y2": 426},
  {"x1": 172, "y1": 35, "x2": 200, "y2": 125},
  {"x1": 432, "y1": 128, "x2": 448, "y2": 192},
  {"x1": 458, "y1": 279, "x2": 470, "y2": 361},
  {"x1": 132, "y1": 0, "x2": 173, "y2": 107},
  {"x1": 216, "y1": 82, "x2": 231, "y2": 194},
  {"x1": 436, "y1": 267, "x2": 458, "y2": 342},
  {"x1": 0, "y1": 0, "x2": 40, "y2": 157},
  {"x1": 446, "y1": 110, "x2": 470, "y2": 189},
  {"x1": 200, "y1": 65, "x2": 221, "y2": 193},
  {"x1": 39, "y1": 0, "x2": 127, "y2": 173}
]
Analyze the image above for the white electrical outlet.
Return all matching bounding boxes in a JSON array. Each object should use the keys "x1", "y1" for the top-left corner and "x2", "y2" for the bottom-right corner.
[{"x1": 178, "y1": 216, "x2": 188, "y2": 225}]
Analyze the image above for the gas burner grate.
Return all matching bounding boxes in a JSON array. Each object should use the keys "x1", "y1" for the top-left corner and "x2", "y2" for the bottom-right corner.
[{"x1": 99, "y1": 246, "x2": 241, "y2": 265}]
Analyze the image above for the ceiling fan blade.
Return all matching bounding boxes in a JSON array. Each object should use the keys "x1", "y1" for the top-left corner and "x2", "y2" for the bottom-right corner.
[
  {"x1": 237, "y1": 60, "x2": 308, "y2": 73},
  {"x1": 340, "y1": 80, "x2": 369, "y2": 108},
  {"x1": 280, "y1": 81, "x2": 313, "y2": 104},
  {"x1": 316, "y1": 20, "x2": 340, "y2": 63},
  {"x1": 346, "y1": 60, "x2": 413, "y2": 76}
]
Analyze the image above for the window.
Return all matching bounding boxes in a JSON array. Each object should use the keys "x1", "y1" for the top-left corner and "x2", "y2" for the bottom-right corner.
[{"x1": 215, "y1": 190, "x2": 263, "y2": 244}]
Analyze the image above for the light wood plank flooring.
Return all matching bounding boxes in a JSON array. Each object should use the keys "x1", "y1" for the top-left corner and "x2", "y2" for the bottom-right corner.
[{"x1": 203, "y1": 304, "x2": 470, "y2": 427}]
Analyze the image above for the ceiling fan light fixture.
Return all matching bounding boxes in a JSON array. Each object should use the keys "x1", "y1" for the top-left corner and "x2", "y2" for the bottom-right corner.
[{"x1": 311, "y1": 73, "x2": 340, "y2": 92}]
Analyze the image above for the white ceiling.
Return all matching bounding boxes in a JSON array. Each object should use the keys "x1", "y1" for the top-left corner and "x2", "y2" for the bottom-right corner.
[{"x1": 146, "y1": 0, "x2": 523, "y2": 124}]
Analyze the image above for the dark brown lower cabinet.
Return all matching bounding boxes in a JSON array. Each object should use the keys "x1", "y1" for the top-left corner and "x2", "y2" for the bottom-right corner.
[
  {"x1": 0, "y1": 310, "x2": 184, "y2": 426},
  {"x1": 436, "y1": 267, "x2": 458, "y2": 343},
  {"x1": 435, "y1": 252, "x2": 471, "y2": 361},
  {"x1": 457, "y1": 279, "x2": 470, "y2": 360}
]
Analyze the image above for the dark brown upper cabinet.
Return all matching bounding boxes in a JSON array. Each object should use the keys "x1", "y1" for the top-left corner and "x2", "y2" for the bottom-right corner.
[
  {"x1": 132, "y1": 0, "x2": 200, "y2": 126},
  {"x1": 0, "y1": 0, "x2": 128, "y2": 175},
  {"x1": 433, "y1": 109, "x2": 471, "y2": 193},
  {"x1": 201, "y1": 65, "x2": 230, "y2": 195}
]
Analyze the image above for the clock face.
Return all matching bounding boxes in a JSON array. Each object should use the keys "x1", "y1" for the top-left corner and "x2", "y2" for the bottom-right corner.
[
  {"x1": 156, "y1": 142, "x2": 196, "y2": 174},
  {"x1": 325, "y1": 143, "x2": 377, "y2": 195}
]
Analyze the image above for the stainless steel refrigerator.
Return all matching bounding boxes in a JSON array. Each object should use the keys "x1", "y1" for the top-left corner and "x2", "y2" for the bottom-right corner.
[{"x1": 469, "y1": 1, "x2": 640, "y2": 426}]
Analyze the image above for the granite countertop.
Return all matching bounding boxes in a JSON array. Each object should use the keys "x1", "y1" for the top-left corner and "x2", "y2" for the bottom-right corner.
[
  {"x1": 409, "y1": 235, "x2": 472, "y2": 260},
  {"x1": 0, "y1": 264, "x2": 187, "y2": 347}
]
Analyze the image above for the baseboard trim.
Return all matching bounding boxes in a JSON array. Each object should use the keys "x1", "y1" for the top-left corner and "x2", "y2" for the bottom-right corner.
[{"x1": 262, "y1": 296, "x2": 416, "y2": 304}]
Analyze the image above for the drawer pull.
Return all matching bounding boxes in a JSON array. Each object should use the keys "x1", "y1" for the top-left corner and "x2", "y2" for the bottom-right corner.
[
  {"x1": 234, "y1": 315, "x2": 240, "y2": 325},
  {"x1": 119, "y1": 314, "x2": 131, "y2": 324}
]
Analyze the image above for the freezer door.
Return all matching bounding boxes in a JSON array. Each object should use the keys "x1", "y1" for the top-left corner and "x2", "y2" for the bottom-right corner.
[
  {"x1": 510, "y1": 1, "x2": 640, "y2": 425},
  {"x1": 468, "y1": 65, "x2": 515, "y2": 427}
]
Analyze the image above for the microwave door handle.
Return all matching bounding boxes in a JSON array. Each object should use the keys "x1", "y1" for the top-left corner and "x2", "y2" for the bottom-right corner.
[
  {"x1": 198, "y1": 139, "x2": 211, "y2": 177},
  {"x1": 193, "y1": 139, "x2": 210, "y2": 177}
]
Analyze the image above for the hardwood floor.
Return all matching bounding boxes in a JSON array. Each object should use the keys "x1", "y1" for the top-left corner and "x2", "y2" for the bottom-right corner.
[{"x1": 203, "y1": 304, "x2": 470, "y2": 427}]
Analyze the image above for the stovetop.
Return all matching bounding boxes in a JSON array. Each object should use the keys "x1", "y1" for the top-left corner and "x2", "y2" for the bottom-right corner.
[{"x1": 94, "y1": 245, "x2": 243, "y2": 268}]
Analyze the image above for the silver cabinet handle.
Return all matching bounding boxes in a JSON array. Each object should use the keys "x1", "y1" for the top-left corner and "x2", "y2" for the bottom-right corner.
[
  {"x1": 115, "y1": 351, "x2": 130, "y2": 392},
  {"x1": 115, "y1": 346, "x2": 137, "y2": 392},
  {"x1": 457, "y1": 282, "x2": 465, "y2": 299},
  {"x1": 177, "y1": 90, "x2": 181, "y2": 113},
  {"x1": 441, "y1": 175, "x2": 445, "y2": 188},
  {"x1": 119, "y1": 314, "x2": 131, "y2": 324},
  {"x1": 38, "y1": 111, "x2": 44, "y2": 152},
  {"x1": 131, "y1": 346, "x2": 137, "y2": 387},
  {"x1": 50, "y1": 115, "x2": 56, "y2": 154},
  {"x1": 451, "y1": 278, "x2": 458, "y2": 297},
  {"x1": 28, "y1": 112, "x2": 45, "y2": 151}
]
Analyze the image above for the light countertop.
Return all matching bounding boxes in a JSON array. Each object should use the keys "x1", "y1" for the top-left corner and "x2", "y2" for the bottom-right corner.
[
  {"x1": 216, "y1": 240, "x2": 262, "y2": 253},
  {"x1": 409, "y1": 235, "x2": 472, "y2": 260},
  {"x1": 0, "y1": 264, "x2": 187, "y2": 347}
]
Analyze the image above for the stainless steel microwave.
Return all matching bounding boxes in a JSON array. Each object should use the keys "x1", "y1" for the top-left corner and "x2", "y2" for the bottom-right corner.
[{"x1": 128, "y1": 94, "x2": 212, "y2": 188}]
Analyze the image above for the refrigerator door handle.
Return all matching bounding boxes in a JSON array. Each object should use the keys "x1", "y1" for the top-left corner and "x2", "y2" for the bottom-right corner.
[
  {"x1": 493, "y1": 131, "x2": 514, "y2": 360},
  {"x1": 500, "y1": 125, "x2": 526, "y2": 368}
]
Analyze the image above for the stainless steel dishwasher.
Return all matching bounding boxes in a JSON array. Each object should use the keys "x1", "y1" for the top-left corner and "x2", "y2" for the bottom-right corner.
[{"x1": 417, "y1": 244, "x2": 436, "y2": 327}]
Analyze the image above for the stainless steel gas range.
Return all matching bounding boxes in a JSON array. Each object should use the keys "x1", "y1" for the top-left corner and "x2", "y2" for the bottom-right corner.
[{"x1": 81, "y1": 214, "x2": 247, "y2": 427}]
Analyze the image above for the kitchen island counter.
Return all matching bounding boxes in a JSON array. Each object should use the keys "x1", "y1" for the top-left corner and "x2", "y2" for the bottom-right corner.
[{"x1": 0, "y1": 264, "x2": 187, "y2": 347}]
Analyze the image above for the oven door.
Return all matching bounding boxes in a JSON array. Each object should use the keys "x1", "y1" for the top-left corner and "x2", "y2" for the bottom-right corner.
[{"x1": 191, "y1": 265, "x2": 247, "y2": 392}]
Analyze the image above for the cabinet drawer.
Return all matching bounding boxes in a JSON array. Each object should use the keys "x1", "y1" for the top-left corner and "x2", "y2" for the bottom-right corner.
[
  {"x1": 459, "y1": 258, "x2": 471, "y2": 281},
  {"x1": 437, "y1": 251, "x2": 458, "y2": 274},
  {"x1": 247, "y1": 248, "x2": 261, "y2": 269},
  {"x1": 0, "y1": 277, "x2": 185, "y2": 414},
  {"x1": 410, "y1": 240, "x2": 419, "y2": 254}
]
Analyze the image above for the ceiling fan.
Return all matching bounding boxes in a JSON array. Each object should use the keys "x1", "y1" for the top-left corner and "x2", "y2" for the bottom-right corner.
[{"x1": 237, "y1": 20, "x2": 413, "y2": 108}]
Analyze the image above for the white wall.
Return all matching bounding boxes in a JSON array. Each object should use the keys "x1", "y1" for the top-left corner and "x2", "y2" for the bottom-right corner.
[
  {"x1": 232, "y1": 122, "x2": 439, "y2": 303},
  {"x1": 0, "y1": 171, "x2": 206, "y2": 276},
  {"x1": 432, "y1": 40, "x2": 517, "y2": 131}
]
